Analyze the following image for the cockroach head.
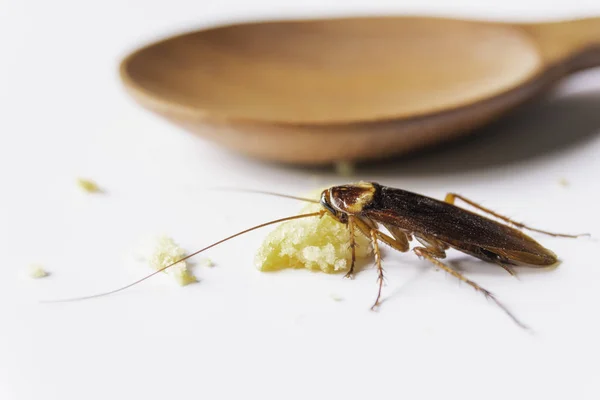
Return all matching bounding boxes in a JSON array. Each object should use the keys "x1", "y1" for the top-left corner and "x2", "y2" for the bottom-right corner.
[{"x1": 320, "y1": 182, "x2": 377, "y2": 221}]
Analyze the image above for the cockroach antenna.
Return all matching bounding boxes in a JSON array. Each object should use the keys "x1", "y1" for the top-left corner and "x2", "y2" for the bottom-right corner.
[
  {"x1": 41, "y1": 211, "x2": 324, "y2": 303},
  {"x1": 208, "y1": 186, "x2": 320, "y2": 204}
]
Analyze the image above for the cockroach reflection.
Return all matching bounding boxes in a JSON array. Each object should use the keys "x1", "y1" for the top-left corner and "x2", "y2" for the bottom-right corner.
[{"x1": 48, "y1": 182, "x2": 588, "y2": 329}]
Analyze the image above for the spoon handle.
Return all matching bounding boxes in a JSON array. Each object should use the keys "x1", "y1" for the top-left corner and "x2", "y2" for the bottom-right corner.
[{"x1": 521, "y1": 17, "x2": 600, "y2": 72}]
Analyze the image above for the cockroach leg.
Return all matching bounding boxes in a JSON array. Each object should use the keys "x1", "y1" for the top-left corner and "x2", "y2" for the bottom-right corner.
[
  {"x1": 414, "y1": 234, "x2": 447, "y2": 258},
  {"x1": 445, "y1": 193, "x2": 587, "y2": 238},
  {"x1": 413, "y1": 246, "x2": 528, "y2": 329},
  {"x1": 498, "y1": 263, "x2": 517, "y2": 277},
  {"x1": 351, "y1": 219, "x2": 410, "y2": 309},
  {"x1": 382, "y1": 224, "x2": 411, "y2": 252},
  {"x1": 345, "y1": 216, "x2": 357, "y2": 279},
  {"x1": 374, "y1": 231, "x2": 410, "y2": 261},
  {"x1": 354, "y1": 219, "x2": 409, "y2": 254},
  {"x1": 369, "y1": 229, "x2": 385, "y2": 310}
]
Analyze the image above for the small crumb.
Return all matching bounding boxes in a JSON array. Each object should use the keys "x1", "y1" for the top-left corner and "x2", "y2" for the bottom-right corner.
[
  {"x1": 199, "y1": 258, "x2": 214, "y2": 267},
  {"x1": 77, "y1": 178, "x2": 102, "y2": 193},
  {"x1": 137, "y1": 235, "x2": 197, "y2": 286},
  {"x1": 558, "y1": 178, "x2": 569, "y2": 187},
  {"x1": 334, "y1": 161, "x2": 355, "y2": 177},
  {"x1": 330, "y1": 293, "x2": 344, "y2": 302},
  {"x1": 28, "y1": 264, "x2": 49, "y2": 279}
]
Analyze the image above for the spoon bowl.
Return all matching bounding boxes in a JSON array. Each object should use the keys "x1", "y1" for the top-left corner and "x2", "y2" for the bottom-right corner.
[{"x1": 120, "y1": 16, "x2": 600, "y2": 164}]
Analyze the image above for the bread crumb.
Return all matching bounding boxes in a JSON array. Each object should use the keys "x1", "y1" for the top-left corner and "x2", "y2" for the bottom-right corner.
[
  {"x1": 28, "y1": 264, "x2": 49, "y2": 279},
  {"x1": 254, "y1": 189, "x2": 372, "y2": 273},
  {"x1": 199, "y1": 258, "x2": 214, "y2": 267},
  {"x1": 77, "y1": 178, "x2": 102, "y2": 193},
  {"x1": 558, "y1": 178, "x2": 569, "y2": 187},
  {"x1": 330, "y1": 293, "x2": 344, "y2": 302},
  {"x1": 334, "y1": 161, "x2": 355, "y2": 176},
  {"x1": 138, "y1": 235, "x2": 197, "y2": 286}
]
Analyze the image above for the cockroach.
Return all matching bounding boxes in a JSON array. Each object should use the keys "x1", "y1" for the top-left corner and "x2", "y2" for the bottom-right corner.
[{"x1": 48, "y1": 182, "x2": 588, "y2": 329}]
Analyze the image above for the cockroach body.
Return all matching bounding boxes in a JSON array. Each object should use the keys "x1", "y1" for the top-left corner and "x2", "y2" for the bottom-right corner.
[
  {"x1": 319, "y1": 182, "x2": 584, "y2": 328},
  {"x1": 322, "y1": 182, "x2": 561, "y2": 274}
]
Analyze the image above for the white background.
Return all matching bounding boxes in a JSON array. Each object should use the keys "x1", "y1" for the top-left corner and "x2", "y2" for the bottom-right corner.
[{"x1": 1, "y1": 1, "x2": 600, "y2": 399}]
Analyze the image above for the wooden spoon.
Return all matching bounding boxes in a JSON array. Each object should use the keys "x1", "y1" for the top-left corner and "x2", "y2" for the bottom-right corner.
[{"x1": 119, "y1": 16, "x2": 600, "y2": 165}]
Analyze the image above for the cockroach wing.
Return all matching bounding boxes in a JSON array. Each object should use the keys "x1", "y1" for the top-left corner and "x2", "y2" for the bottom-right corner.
[{"x1": 363, "y1": 186, "x2": 558, "y2": 267}]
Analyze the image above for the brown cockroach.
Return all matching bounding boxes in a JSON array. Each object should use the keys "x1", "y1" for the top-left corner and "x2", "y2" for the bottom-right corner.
[{"x1": 48, "y1": 182, "x2": 588, "y2": 329}]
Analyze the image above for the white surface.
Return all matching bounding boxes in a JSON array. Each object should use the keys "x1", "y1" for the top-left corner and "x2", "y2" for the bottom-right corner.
[{"x1": 1, "y1": 1, "x2": 600, "y2": 399}]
